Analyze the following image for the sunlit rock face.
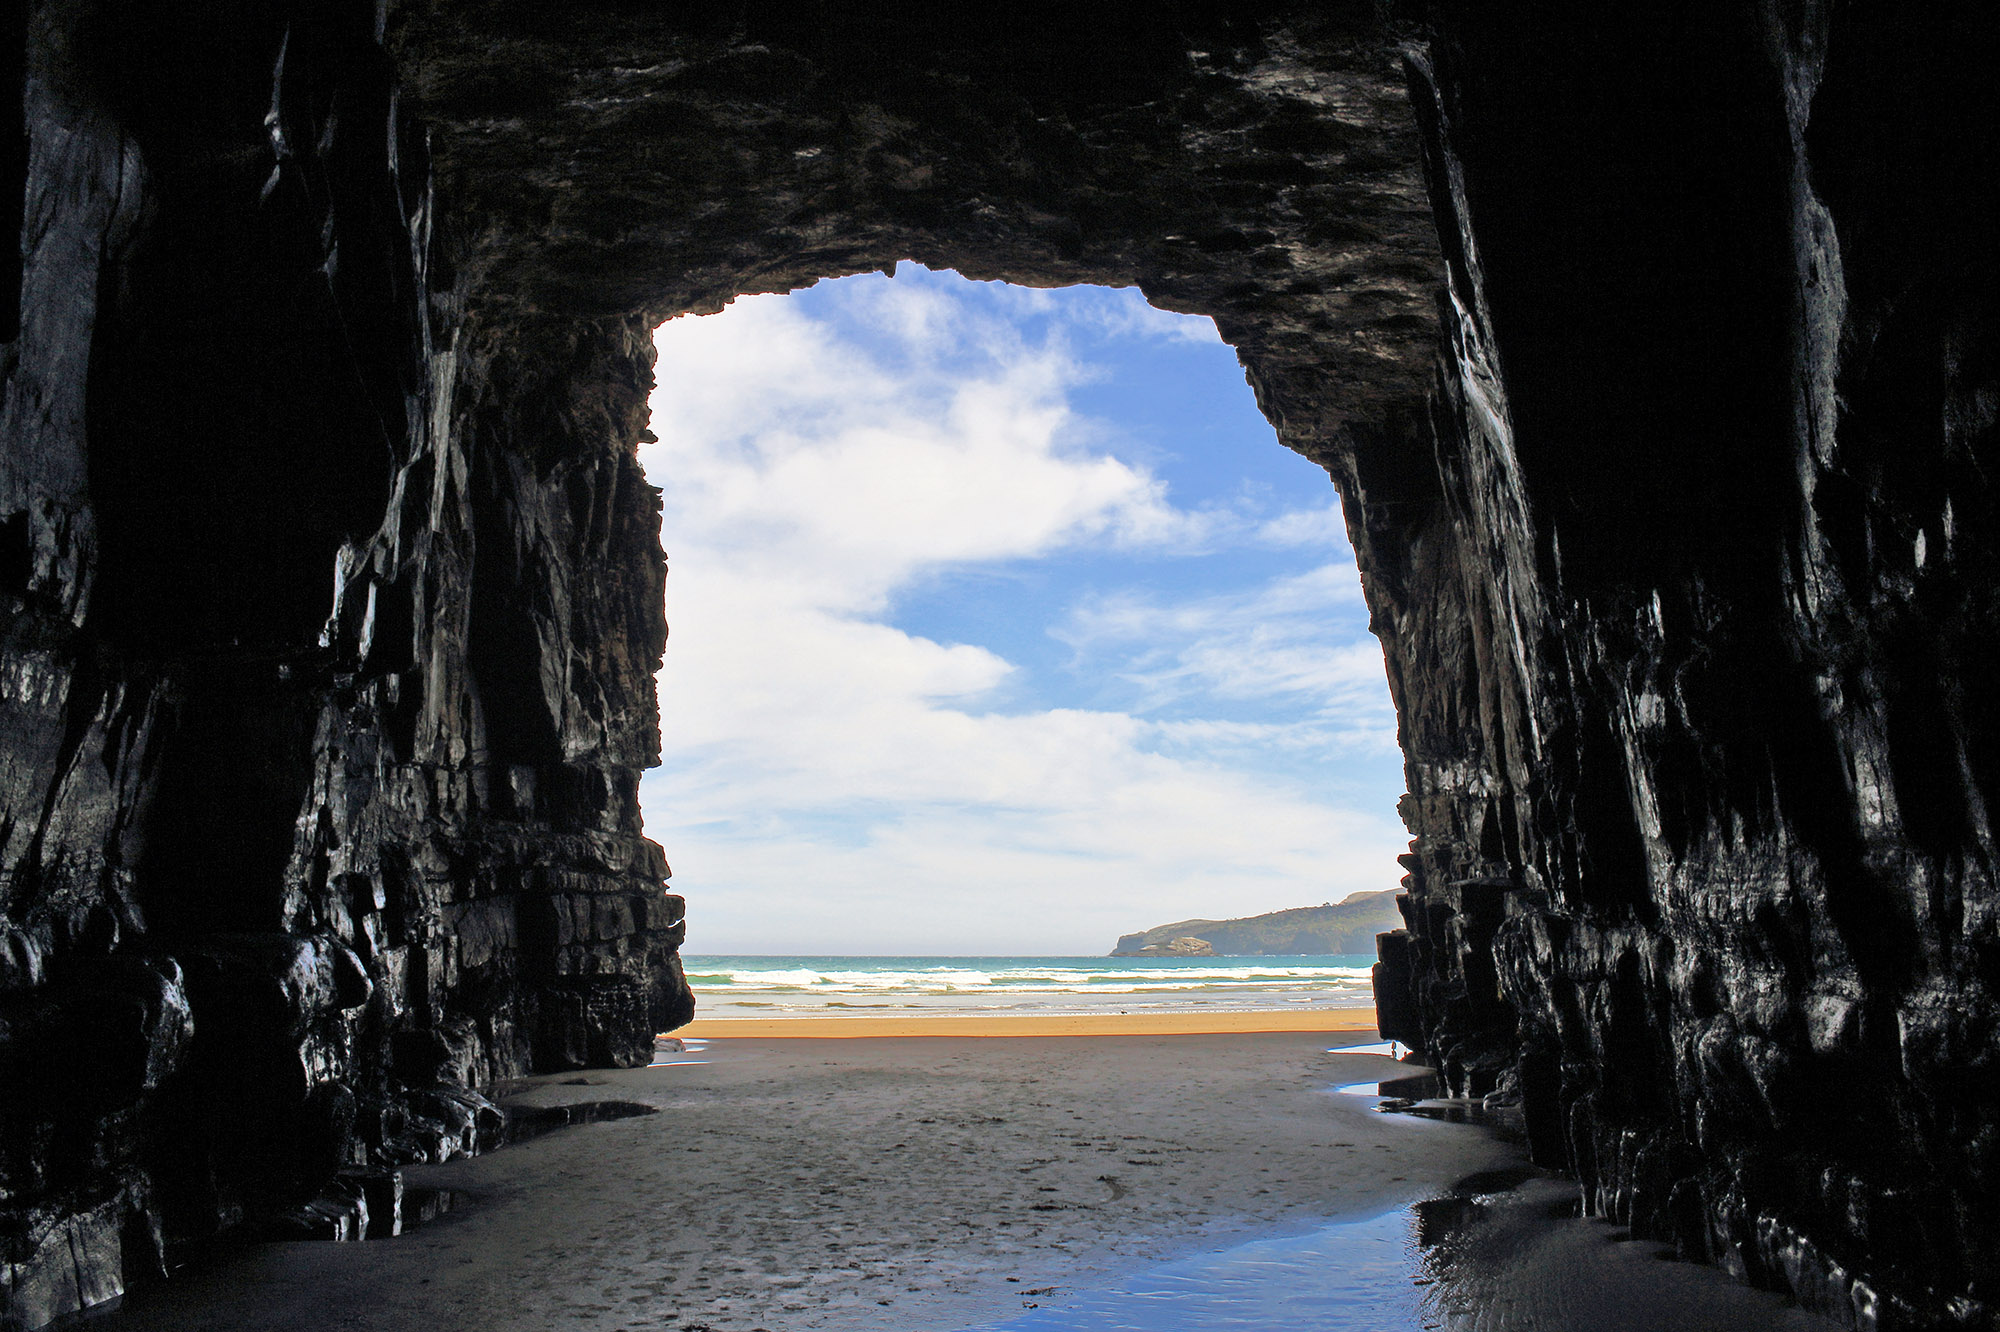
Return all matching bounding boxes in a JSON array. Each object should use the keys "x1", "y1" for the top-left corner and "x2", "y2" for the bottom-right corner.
[{"x1": 2, "y1": 0, "x2": 1995, "y2": 1327}]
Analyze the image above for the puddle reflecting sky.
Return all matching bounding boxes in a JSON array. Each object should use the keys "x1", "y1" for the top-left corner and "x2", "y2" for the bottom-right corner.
[
  {"x1": 966, "y1": 1203, "x2": 1429, "y2": 1331},
  {"x1": 961, "y1": 1174, "x2": 1841, "y2": 1332}
]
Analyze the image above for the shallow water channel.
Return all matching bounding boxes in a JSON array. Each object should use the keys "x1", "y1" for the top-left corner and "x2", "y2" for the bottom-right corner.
[{"x1": 963, "y1": 1066, "x2": 1841, "y2": 1332}]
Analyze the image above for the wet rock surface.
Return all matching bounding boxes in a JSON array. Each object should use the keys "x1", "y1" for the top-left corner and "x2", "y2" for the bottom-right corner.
[
  {"x1": 3, "y1": 0, "x2": 1998, "y2": 1328},
  {"x1": 1370, "y1": 8, "x2": 2000, "y2": 1328},
  {"x1": 3, "y1": 0, "x2": 689, "y2": 1321}
]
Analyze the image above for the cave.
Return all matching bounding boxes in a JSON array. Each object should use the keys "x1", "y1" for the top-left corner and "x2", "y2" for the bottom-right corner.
[{"x1": 3, "y1": 1, "x2": 1998, "y2": 1329}]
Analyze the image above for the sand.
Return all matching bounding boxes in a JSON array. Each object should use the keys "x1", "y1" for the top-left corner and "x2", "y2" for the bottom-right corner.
[
  {"x1": 100, "y1": 1031, "x2": 1518, "y2": 1331},
  {"x1": 98, "y1": 1030, "x2": 1837, "y2": 1331},
  {"x1": 675, "y1": 1010, "x2": 1380, "y2": 1038}
]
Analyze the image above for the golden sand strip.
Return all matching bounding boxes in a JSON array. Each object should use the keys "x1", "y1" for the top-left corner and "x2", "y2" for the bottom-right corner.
[{"x1": 673, "y1": 1010, "x2": 1379, "y2": 1038}]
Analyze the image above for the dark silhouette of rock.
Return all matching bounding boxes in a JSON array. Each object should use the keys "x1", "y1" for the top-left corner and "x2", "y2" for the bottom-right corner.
[{"x1": 3, "y1": 2, "x2": 1997, "y2": 1328}]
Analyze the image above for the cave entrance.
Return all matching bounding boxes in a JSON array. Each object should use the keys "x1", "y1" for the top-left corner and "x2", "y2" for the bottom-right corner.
[{"x1": 635, "y1": 266, "x2": 1405, "y2": 1011}]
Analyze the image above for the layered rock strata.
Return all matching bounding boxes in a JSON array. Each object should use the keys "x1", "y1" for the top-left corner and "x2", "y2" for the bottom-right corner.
[{"x1": 2, "y1": 2, "x2": 1995, "y2": 1329}]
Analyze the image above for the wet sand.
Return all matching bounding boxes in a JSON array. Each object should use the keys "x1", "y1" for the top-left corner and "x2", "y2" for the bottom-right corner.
[
  {"x1": 676, "y1": 1011, "x2": 1379, "y2": 1038},
  {"x1": 972, "y1": 1173, "x2": 1841, "y2": 1332},
  {"x1": 99, "y1": 1032, "x2": 1839, "y2": 1331},
  {"x1": 102, "y1": 1032, "x2": 1512, "y2": 1331}
]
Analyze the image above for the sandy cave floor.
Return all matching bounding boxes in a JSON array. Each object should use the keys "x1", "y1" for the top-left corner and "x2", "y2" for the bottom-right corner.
[{"x1": 95, "y1": 1033, "x2": 1840, "y2": 1332}]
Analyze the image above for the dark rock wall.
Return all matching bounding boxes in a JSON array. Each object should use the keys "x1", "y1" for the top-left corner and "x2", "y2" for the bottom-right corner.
[
  {"x1": 1370, "y1": 4, "x2": 2000, "y2": 1327},
  {"x1": 2, "y1": 1, "x2": 1995, "y2": 1328},
  {"x1": 2, "y1": 3, "x2": 686, "y2": 1323}
]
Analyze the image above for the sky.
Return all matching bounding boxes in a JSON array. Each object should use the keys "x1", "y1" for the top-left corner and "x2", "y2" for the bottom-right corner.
[{"x1": 637, "y1": 265, "x2": 1406, "y2": 955}]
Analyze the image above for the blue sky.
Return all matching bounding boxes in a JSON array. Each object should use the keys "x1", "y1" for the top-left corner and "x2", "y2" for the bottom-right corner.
[{"x1": 637, "y1": 265, "x2": 1405, "y2": 954}]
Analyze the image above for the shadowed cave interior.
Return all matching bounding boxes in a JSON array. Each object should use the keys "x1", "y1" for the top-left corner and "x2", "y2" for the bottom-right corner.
[{"x1": 3, "y1": 2, "x2": 1999, "y2": 1329}]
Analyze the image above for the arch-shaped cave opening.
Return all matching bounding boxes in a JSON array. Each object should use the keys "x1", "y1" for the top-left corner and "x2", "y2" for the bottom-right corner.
[
  {"x1": 7, "y1": 4, "x2": 1999, "y2": 1328},
  {"x1": 636, "y1": 265, "x2": 1409, "y2": 974}
]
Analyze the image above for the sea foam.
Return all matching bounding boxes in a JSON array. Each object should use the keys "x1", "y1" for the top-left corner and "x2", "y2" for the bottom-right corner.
[{"x1": 681, "y1": 954, "x2": 1379, "y2": 1015}]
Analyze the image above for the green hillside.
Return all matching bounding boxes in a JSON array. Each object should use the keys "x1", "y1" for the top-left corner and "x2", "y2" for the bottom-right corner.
[{"x1": 1110, "y1": 890, "x2": 1403, "y2": 956}]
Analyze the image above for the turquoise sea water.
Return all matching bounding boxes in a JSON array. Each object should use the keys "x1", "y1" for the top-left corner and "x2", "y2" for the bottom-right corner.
[{"x1": 681, "y1": 954, "x2": 1378, "y2": 1017}]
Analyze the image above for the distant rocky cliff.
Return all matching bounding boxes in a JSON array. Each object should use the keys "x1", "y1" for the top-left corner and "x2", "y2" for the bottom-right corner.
[
  {"x1": 1112, "y1": 892, "x2": 1403, "y2": 956},
  {"x1": 4, "y1": 2, "x2": 1997, "y2": 1329}
]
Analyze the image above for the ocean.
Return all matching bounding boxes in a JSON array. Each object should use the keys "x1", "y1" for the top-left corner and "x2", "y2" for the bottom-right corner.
[{"x1": 681, "y1": 954, "x2": 1379, "y2": 1018}]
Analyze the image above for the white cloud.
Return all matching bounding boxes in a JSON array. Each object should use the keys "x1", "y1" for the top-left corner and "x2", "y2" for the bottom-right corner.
[
  {"x1": 978, "y1": 279, "x2": 1224, "y2": 346},
  {"x1": 648, "y1": 290, "x2": 1204, "y2": 609},
  {"x1": 1255, "y1": 502, "x2": 1350, "y2": 548},
  {"x1": 1054, "y1": 564, "x2": 1393, "y2": 744},
  {"x1": 640, "y1": 269, "x2": 1404, "y2": 954},
  {"x1": 1069, "y1": 292, "x2": 1224, "y2": 345}
]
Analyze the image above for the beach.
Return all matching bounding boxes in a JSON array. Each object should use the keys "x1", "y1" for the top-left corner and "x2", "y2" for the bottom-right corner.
[
  {"x1": 675, "y1": 1010, "x2": 1380, "y2": 1038},
  {"x1": 676, "y1": 955, "x2": 1382, "y2": 1024},
  {"x1": 100, "y1": 1030, "x2": 1501, "y2": 1331},
  {"x1": 94, "y1": 1026, "x2": 1837, "y2": 1332}
]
